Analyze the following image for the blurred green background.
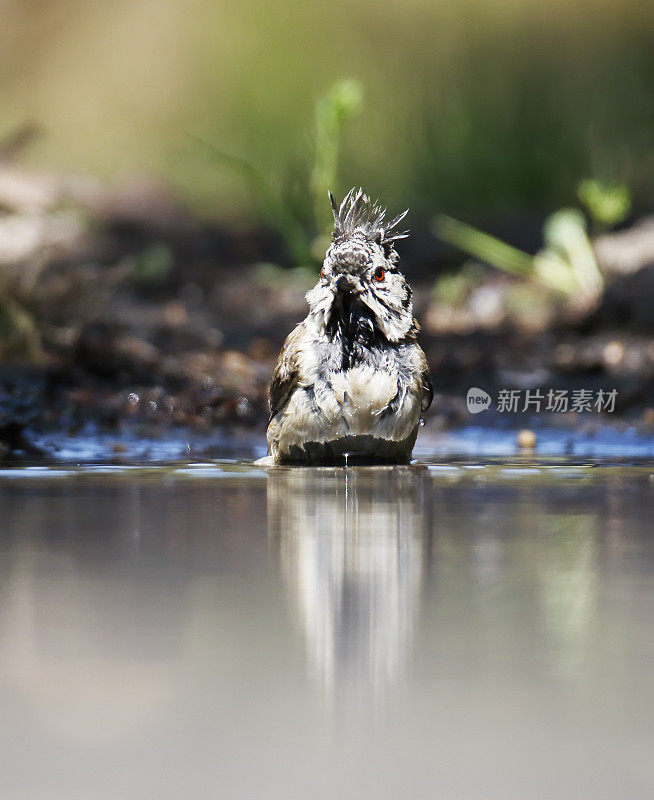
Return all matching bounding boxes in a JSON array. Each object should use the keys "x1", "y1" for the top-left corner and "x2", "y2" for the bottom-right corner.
[{"x1": 2, "y1": 0, "x2": 653, "y2": 222}]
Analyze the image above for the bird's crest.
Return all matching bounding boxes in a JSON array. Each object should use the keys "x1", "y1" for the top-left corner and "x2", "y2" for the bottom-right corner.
[{"x1": 329, "y1": 188, "x2": 408, "y2": 248}]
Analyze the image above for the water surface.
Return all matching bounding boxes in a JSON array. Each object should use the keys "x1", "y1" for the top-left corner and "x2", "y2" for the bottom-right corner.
[{"x1": 1, "y1": 460, "x2": 653, "y2": 798}]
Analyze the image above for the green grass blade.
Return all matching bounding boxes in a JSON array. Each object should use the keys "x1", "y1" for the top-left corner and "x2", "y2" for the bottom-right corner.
[
  {"x1": 434, "y1": 214, "x2": 534, "y2": 276},
  {"x1": 310, "y1": 79, "x2": 363, "y2": 234},
  {"x1": 193, "y1": 135, "x2": 314, "y2": 267}
]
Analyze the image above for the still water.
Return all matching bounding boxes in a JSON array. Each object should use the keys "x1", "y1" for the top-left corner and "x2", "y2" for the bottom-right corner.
[{"x1": 1, "y1": 460, "x2": 653, "y2": 799}]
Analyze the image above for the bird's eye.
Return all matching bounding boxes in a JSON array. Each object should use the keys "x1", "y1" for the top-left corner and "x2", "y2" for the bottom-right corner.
[
  {"x1": 374, "y1": 267, "x2": 385, "y2": 282},
  {"x1": 320, "y1": 267, "x2": 326, "y2": 279}
]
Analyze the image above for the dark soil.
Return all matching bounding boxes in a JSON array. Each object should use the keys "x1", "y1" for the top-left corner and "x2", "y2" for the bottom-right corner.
[{"x1": 1, "y1": 173, "x2": 654, "y2": 458}]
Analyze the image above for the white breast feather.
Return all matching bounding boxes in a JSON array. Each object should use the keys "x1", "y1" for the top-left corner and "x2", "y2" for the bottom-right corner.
[
  {"x1": 274, "y1": 363, "x2": 421, "y2": 455},
  {"x1": 331, "y1": 366, "x2": 397, "y2": 433}
]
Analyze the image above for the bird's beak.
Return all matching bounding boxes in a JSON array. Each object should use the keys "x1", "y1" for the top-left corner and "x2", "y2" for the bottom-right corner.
[{"x1": 334, "y1": 274, "x2": 357, "y2": 294}]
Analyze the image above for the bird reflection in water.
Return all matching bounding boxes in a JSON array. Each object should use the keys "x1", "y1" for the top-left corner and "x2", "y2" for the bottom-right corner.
[{"x1": 268, "y1": 466, "x2": 432, "y2": 710}]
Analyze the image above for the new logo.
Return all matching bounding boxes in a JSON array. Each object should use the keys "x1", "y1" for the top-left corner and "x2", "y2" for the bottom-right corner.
[{"x1": 467, "y1": 387, "x2": 491, "y2": 414}]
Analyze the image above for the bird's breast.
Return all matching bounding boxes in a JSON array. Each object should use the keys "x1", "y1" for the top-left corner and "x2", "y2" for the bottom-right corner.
[
  {"x1": 269, "y1": 357, "x2": 422, "y2": 461},
  {"x1": 329, "y1": 365, "x2": 397, "y2": 419}
]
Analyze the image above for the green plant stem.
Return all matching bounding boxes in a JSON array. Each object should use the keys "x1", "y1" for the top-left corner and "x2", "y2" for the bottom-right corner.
[
  {"x1": 310, "y1": 79, "x2": 363, "y2": 235},
  {"x1": 434, "y1": 215, "x2": 534, "y2": 276},
  {"x1": 193, "y1": 136, "x2": 313, "y2": 267}
]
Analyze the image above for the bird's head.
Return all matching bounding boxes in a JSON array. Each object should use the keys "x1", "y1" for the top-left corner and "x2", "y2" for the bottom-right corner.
[{"x1": 306, "y1": 188, "x2": 414, "y2": 343}]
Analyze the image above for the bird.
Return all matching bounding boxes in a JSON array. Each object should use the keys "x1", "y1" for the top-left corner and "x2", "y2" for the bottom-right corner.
[{"x1": 265, "y1": 188, "x2": 433, "y2": 465}]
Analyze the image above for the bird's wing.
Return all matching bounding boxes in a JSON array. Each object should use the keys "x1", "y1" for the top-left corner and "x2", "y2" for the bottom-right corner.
[
  {"x1": 417, "y1": 347, "x2": 434, "y2": 413},
  {"x1": 268, "y1": 323, "x2": 305, "y2": 422}
]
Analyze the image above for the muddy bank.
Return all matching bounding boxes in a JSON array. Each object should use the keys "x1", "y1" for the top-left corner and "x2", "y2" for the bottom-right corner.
[{"x1": 1, "y1": 168, "x2": 654, "y2": 458}]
